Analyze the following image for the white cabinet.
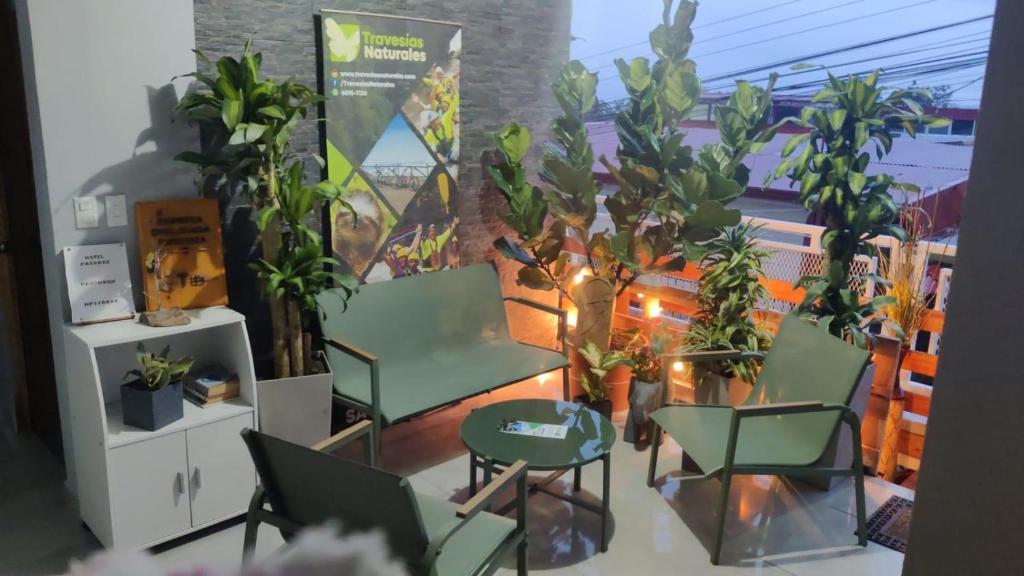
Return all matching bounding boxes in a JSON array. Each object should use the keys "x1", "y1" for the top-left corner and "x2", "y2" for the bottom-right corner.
[
  {"x1": 63, "y1": 307, "x2": 259, "y2": 549},
  {"x1": 187, "y1": 413, "x2": 256, "y2": 526},
  {"x1": 109, "y1": 431, "x2": 191, "y2": 549}
]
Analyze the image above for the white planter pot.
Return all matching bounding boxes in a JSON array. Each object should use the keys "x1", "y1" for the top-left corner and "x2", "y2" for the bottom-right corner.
[{"x1": 256, "y1": 354, "x2": 333, "y2": 447}]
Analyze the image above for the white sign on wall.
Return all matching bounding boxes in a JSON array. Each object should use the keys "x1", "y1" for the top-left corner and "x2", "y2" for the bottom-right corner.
[{"x1": 64, "y1": 243, "x2": 135, "y2": 324}]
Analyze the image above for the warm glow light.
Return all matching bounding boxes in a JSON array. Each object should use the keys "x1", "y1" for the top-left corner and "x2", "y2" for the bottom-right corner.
[
  {"x1": 573, "y1": 269, "x2": 590, "y2": 285},
  {"x1": 644, "y1": 297, "x2": 662, "y2": 319},
  {"x1": 567, "y1": 307, "x2": 578, "y2": 328},
  {"x1": 636, "y1": 292, "x2": 645, "y2": 299},
  {"x1": 672, "y1": 361, "x2": 684, "y2": 372},
  {"x1": 537, "y1": 372, "x2": 550, "y2": 386}
]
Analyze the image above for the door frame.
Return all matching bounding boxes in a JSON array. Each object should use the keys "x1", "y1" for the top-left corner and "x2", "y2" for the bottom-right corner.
[{"x1": 0, "y1": 0, "x2": 62, "y2": 457}]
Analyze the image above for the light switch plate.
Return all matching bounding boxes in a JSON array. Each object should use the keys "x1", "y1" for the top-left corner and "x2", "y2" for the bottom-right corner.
[
  {"x1": 74, "y1": 196, "x2": 99, "y2": 229},
  {"x1": 104, "y1": 194, "x2": 128, "y2": 227}
]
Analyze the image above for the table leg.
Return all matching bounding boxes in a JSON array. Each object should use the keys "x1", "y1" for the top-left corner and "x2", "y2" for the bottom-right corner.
[
  {"x1": 573, "y1": 465, "x2": 581, "y2": 492},
  {"x1": 483, "y1": 457, "x2": 494, "y2": 512},
  {"x1": 601, "y1": 452, "x2": 610, "y2": 552},
  {"x1": 469, "y1": 455, "x2": 478, "y2": 497}
]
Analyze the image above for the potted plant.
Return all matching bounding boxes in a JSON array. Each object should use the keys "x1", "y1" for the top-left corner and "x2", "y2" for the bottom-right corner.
[
  {"x1": 176, "y1": 42, "x2": 359, "y2": 445},
  {"x1": 576, "y1": 340, "x2": 634, "y2": 419},
  {"x1": 770, "y1": 76, "x2": 946, "y2": 487},
  {"x1": 121, "y1": 343, "x2": 194, "y2": 431},
  {"x1": 250, "y1": 161, "x2": 358, "y2": 444},
  {"x1": 682, "y1": 223, "x2": 771, "y2": 405},
  {"x1": 488, "y1": 1, "x2": 779, "y2": 399},
  {"x1": 875, "y1": 199, "x2": 948, "y2": 481},
  {"x1": 624, "y1": 339, "x2": 666, "y2": 446}
]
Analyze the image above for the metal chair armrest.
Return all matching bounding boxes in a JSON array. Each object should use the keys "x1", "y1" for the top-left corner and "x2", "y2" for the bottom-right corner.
[
  {"x1": 734, "y1": 401, "x2": 825, "y2": 417},
  {"x1": 504, "y1": 296, "x2": 569, "y2": 356},
  {"x1": 324, "y1": 337, "x2": 378, "y2": 365},
  {"x1": 311, "y1": 420, "x2": 374, "y2": 464},
  {"x1": 662, "y1": 350, "x2": 766, "y2": 363},
  {"x1": 423, "y1": 460, "x2": 529, "y2": 567}
]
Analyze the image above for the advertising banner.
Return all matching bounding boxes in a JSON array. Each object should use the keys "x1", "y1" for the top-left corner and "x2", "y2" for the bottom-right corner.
[{"x1": 319, "y1": 11, "x2": 462, "y2": 282}]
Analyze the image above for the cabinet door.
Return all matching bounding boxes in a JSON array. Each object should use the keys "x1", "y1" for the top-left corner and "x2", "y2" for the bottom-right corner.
[
  {"x1": 109, "y1": 432, "x2": 191, "y2": 548},
  {"x1": 186, "y1": 412, "x2": 256, "y2": 526}
]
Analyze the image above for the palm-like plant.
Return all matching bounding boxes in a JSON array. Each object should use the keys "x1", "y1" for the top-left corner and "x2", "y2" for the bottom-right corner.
[
  {"x1": 176, "y1": 41, "x2": 356, "y2": 377},
  {"x1": 772, "y1": 71, "x2": 948, "y2": 347},
  {"x1": 683, "y1": 223, "x2": 771, "y2": 383}
]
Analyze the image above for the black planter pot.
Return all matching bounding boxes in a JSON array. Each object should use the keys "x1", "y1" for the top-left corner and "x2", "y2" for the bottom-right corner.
[
  {"x1": 574, "y1": 395, "x2": 612, "y2": 420},
  {"x1": 120, "y1": 379, "x2": 184, "y2": 431}
]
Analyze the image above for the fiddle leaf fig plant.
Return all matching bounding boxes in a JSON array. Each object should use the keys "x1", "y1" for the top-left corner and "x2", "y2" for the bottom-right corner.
[
  {"x1": 490, "y1": 0, "x2": 779, "y2": 350},
  {"x1": 772, "y1": 71, "x2": 949, "y2": 347},
  {"x1": 125, "y1": 343, "x2": 194, "y2": 391},
  {"x1": 683, "y1": 223, "x2": 772, "y2": 383}
]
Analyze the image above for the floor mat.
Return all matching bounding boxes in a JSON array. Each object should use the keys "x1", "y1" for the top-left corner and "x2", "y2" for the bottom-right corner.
[{"x1": 865, "y1": 495, "x2": 913, "y2": 553}]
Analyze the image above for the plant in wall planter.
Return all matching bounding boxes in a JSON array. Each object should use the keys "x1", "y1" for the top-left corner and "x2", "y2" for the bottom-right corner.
[
  {"x1": 682, "y1": 223, "x2": 771, "y2": 406},
  {"x1": 576, "y1": 340, "x2": 635, "y2": 419},
  {"x1": 121, "y1": 343, "x2": 194, "y2": 431},
  {"x1": 175, "y1": 42, "x2": 359, "y2": 445},
  {"x1": 489, "y1": 0, "x2": 778, "y2": 399}
]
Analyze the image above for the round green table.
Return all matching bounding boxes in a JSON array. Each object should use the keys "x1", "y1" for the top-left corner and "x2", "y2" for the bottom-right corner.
[{"x1": 460, "y1": 399, "x2": 616, "y2": 552}]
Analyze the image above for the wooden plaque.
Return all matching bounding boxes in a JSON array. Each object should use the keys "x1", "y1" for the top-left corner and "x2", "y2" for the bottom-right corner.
[{"x1": 135, "y1": 198, "x2": 227, "y2": 310}]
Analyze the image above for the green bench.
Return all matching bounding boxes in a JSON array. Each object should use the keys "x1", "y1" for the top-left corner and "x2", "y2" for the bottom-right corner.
[{"x1": 316, "y1": 264, "x2": 569, "y2": 465}]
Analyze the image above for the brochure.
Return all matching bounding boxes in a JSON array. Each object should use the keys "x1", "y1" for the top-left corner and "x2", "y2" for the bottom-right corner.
[{"x1": 499, "y1": 420, "x2": 568, "y2": 440}]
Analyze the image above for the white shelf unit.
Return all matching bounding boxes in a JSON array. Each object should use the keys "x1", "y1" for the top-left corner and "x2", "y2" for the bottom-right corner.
[{"x1": 64, "y1": 307, "x2": 259, "y2": 549}]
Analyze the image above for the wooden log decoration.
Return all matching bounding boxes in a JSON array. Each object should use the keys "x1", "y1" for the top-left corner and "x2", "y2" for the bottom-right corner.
[
  {"x1": 571, "y1": 276, "x2": 615, "y2": 350},
  {"x1": 877, "y1": 346, "x2": 908, "y2": 481}
]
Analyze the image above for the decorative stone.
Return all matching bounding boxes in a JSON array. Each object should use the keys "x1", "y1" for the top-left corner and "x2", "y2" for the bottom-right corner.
[{"x1": 139, "y1": 307, "x2": 191, "y2": 327}]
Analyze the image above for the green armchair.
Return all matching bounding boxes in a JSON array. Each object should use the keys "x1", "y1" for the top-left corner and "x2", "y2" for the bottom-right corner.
[
  {"x1": 648, "y1": 314, "x2": 872, "y2": 564},
  {"x1": 241, "y1": 421, "x2": 530, "y2": 575}
]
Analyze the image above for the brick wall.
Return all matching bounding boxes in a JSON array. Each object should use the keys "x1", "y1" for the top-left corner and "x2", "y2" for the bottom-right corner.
[{"x1": 193, "y1": 0, "x2": 572, "y2": 367}]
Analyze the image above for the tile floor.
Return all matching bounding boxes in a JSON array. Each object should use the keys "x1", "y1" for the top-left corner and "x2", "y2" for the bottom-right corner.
[{"x1": 0, "y1": 382, "x2": 912, "y2": 575}]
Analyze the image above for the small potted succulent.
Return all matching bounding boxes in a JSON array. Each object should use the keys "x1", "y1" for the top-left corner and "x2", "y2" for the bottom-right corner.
[
  {"x1": 121, "y1": 343, "x2": 194, "y2": 430},
  {"x1": 576, "y1": 340, "x2": 634, "y2": 419}
]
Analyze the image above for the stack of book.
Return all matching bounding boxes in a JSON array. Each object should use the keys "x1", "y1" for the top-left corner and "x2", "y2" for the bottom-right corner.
[{"x1": 185, "y1": 366, "x2": 240, "y2": 407}]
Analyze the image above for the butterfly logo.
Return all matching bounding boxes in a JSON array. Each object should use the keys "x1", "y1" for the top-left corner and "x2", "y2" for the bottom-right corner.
[{"x1": 325, "y1": 18, "x2": 360, "y2": 63}]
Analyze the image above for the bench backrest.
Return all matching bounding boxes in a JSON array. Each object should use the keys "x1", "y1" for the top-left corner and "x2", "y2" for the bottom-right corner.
[
  {"x1": 241, "y1": 428, "x2": 430, "y2": 564},
  {"x1": 317, "y1": 264, "x2": 512, "y2": 359},
  {"x1": 744, "y1": 314, "x2": 871, "y2": 459}
]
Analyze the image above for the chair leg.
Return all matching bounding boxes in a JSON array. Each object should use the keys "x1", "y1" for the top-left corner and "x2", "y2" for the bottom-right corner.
[
  {"x1": 242, "y1": 513, "x2": 259, "y2": 564},
  {"x1": 517, "y1": 539, "x2": 528, "y2": 576},
  {"x1": 573, "y1": 466, "x2": 581, "y2": 492},
  {"x1": 854, "y1": 469, "x2": 867, "y2": 547},
  {"x1": 469, "y1": 455, "x2": 478, "y2": 497},
  {"x1": 711, "y1": 473, "x2": 732, "y2": 565},
  {"x1": 369, "y1": 415, "x2": 382, "y2": 468},
  {"x1": 562, "y1": 365, "x2": 570, "y2": 402},
  {"x1": 647, "y1": 423, "x2": 661, "y2": 487}
]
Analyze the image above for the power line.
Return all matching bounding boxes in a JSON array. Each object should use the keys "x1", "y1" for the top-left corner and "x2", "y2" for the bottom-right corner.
[
  {"x1": 703, "y1": 38, "x2": 989, "y2": 91},
  {"x1": 596, "y1": 0, "x2": 899, "y2": 73},
  {"x1": 576, "y1": 0, "x2": 808, "y2": 61},
  {"x1": 696, "y1": 14, "x2": 992, "y2": 84}
]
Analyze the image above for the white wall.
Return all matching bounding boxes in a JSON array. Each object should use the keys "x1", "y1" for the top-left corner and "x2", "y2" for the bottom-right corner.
[
  {"x1": 903, "y1": 0, "x2": 1024, "y2": 573},
  {"x1": 15, "y1": 0, "x2": 199, "y2": 490}
]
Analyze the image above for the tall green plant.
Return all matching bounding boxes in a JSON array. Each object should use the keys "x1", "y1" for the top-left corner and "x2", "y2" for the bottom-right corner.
[
  {"x1": 490, "y1": 0, "x2": 778, "y2": 331},
  {"x1": 773, "y1": 71, "x2": 948, "y2": 347},
  {"x1": 175, "y1": 41, "x2": 356, "y2": 377},
  {"x1": 683, "y1": 223, "x2": 771, "y2": 383}
]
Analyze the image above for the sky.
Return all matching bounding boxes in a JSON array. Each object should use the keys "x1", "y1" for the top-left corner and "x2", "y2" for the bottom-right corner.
[
  {"x1": 571, "y1": 0, "x2": 995, "y2": 107},
  {"x1": 361, "y1": 114, "x2": 436, "y2": 168}
]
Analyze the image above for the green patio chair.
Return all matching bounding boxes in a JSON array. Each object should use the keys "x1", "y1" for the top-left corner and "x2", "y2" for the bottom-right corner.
[
  {"x1": 241, "y1": 421, "x2": 529, "y2": 575},
  {"x1": 647, "y1": 314, "x2": 871, "y2": 565}
]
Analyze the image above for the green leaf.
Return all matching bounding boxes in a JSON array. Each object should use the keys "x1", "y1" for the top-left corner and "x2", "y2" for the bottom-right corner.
[
  {"x1": 257, "y1": 105, "x2": 287, "y2": 120},
  {"x1": 221, "y1": 98, "x2": 243, "y2": 131}
]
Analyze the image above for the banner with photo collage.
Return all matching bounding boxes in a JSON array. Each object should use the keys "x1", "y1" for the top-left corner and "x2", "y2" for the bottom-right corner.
[{"x1": 319, "y1": 10, "x2": 461, "y2": 283}]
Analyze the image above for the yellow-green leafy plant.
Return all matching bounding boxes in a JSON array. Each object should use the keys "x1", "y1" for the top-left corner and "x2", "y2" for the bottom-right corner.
[
  {"x1": 577, "y1": 340, "x2": 635, "y2": 402},
  {"x1": 124, "y1": 343, "x2": 194, "y2": 390}
]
